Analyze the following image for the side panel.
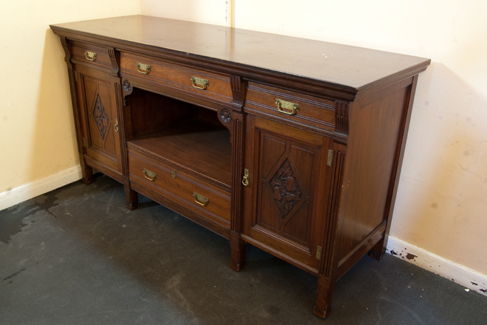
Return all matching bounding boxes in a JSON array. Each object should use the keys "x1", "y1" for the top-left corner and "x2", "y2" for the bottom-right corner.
[{"x1": 335, "y1": 79, "x2": 414, "y2": 271}]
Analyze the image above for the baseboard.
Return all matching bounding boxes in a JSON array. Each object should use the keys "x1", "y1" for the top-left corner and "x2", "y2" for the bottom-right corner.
[
  {"x1": 0, "y1": 165, "x2": 82, "y2": 211},
  {"x1": 387, "y1": 236, "x2": 487, "y2": 296}
]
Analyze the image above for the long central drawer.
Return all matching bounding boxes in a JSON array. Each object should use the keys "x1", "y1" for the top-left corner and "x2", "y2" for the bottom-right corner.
[
  {"x1": 120, "y1": 52, "x2": 233, "y2": 105},
  {"x1": 128, "y1": 148, "x2": 231, "y2": 229}
]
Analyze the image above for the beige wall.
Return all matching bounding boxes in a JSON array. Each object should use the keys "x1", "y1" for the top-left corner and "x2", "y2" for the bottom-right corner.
[
  {"x1": 2, "y1": 0, "x2": 485, "y2": 275},
  {"x1": 0, "y1": 0, "x2": 140, "y2": 193},
  {"x1": 141, "y1": 0, "x2": 487, "y2": 274}
]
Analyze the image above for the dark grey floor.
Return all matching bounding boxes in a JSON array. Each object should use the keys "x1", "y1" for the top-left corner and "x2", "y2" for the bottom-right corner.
[{"x1": 1, "y1": 175, "x2": 486, "y2": 325}]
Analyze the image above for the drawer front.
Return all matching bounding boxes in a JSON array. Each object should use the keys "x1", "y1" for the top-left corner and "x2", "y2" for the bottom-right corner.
[
  {"x1": 245, "y1": 82, "x2": 336, "y2": 132},
  {"x1": 71, "y1": 41, "x2": 112, "y2": 69},
  {"x1": 128, "y1": 150, "x2": 231, "y2": 227},
  {"x1": 120, "y1": 52, "x2": 233, "y2": 104}
]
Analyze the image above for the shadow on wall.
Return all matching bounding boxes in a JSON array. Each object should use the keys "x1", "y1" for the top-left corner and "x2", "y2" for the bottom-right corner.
[
  {"x1": 28, "y1": 30, "x2": 79, "y2": 185},
  {"x1": 392, "y1": 62, "x2": 487, "y2": 274}
]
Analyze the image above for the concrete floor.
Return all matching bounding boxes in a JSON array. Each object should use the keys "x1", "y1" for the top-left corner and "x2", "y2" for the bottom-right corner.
[{"x1": 1, "y1": 174, "x2": 486, "y2": 325}]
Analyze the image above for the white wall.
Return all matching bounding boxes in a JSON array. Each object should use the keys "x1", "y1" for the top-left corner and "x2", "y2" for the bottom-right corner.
[
  {"x1": 0, "y1": 0, "x2": 140, "y2": 203},
  {"x1": 141, "y1": 0, "x2": 487, "y2": 275}
]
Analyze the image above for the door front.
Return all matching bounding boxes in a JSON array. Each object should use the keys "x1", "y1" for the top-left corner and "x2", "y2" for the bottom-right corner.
[
  {"x1": 75, "y1": 65, "x2": 123, "y2": 174},
  {"x1": 243, "y1": 115, "x2": 333, "y2": 272}
]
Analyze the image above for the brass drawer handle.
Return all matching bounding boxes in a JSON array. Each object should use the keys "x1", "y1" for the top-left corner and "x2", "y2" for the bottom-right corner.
[
  {"x1": 143, "y1": 168, "x2": 156, "y2": 181},
  {"x1": 84, "y1": 51, "x2": 97, "y2": 62},
  {"x1": 136, "y1": 62, "x2": 151, "y2": 75},
  {"x1": 275, "y1": 98, "x2": 299, "y2": 116},
  {"x1": 193, "y1": 192, "x2": 209, "y2": 207},
  {"x1": 190, "y1": 76, "x2": 209, "y2": 90}
]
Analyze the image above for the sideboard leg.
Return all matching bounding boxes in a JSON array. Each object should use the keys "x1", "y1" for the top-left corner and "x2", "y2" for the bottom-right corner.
[
  {"x1": 81, "y1": 163, "x2": 95, "y2": 184},
  {"x1": 313, "y1": 274, "x2": 335, "y2": 319},
  {"x1": 369, "y1": 236, "x2": 387, "y2": 261},
  {"x1": 230, "y1": 231, "x2": 246, "y2": 271},
  {"x1": 124, "y1": 184, "x2": 139, "y2": 210}
]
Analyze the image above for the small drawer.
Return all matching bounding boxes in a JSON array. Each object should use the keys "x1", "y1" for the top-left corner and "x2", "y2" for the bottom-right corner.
[
  {"x1": 71, "y1": 41, "x2": 112, "y2": 68},
  {"x1": 245, "y1": 82, "x2": 336, "y2": 132},
  {"x1": 128, "y1": 149, "x2": 231, "y2": 227},
  {"x1": 120, "y1": 52, "x2": 233, "y2": 104}
]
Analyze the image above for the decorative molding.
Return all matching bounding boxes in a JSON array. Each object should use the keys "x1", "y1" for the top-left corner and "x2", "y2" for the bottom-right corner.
[
  {"x1": 230, "y1": 114, "x2": 244, "y2": 232},
  {"x1": 270, "y1": 159, "x2": 302, "y2": 218},
  {"x1": 387, "y1": 236, "x2": 487, "y2": 296},
  {"x1": 122, "y1": 79, "x2": 134, "y2": 106},
  {"x1": 321, "y1": 146, "x2": 346, "y2": 275},
  {"x1": 59, "y1": 37, "x2": 72, "y2": 68},
  {"x1": 335, "y1": 100, "x2": 349, "y2": 134},
  {"x1": 0, "y1": 166, "x2": 82, "y2": 212}
]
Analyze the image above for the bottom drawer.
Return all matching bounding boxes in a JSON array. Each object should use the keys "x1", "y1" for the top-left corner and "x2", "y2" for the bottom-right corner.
[{"x1": 128, "y1": 150, "x2": 231, "y2": 228}]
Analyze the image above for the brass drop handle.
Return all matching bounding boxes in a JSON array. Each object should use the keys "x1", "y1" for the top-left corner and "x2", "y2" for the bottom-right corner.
[
  {"x1": 114, "y1": 118, "x2": 119, "y2": 133},
  {"x1": 275, "y1": 98, "x2": 299, "y2": 116},
  {"x1": 136, "y1": 62, "x2": 151, "y2": 75},
  {"x1": 190, "y1": 76, "x2": 209, "y2": 90},
  {"x1": 143, "y1": 168, "x2": 156, "y2": 181},
  {"x1": 84, "y1": 51, "x2": 97, "y2": 62},
  {"x1": 242, "y1": 169, "x2": 250, "y2": 187},
  {"x1": 193, "y1": 192, "x2": 209, "y2": 207}
]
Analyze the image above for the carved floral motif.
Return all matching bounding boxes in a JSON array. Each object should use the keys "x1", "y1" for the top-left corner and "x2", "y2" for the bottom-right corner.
[
  {"x1": 92, "y1": 94, "x2": 109, "y2": 140},
  {"x1": 270, "y1": 159, "x2": 301, "y2": 218}
]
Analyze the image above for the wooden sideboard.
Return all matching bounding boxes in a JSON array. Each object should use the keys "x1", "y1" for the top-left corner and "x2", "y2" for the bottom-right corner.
[{"x1": 50, "y1": 15, "x2": 430, "y2": 318}]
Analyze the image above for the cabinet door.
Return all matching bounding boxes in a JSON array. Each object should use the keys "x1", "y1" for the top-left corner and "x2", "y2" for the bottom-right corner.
[
  {"x1": 75, "y1": 65, "x2": 123, "y2": 174},
  {"x1": 243, "y1": 116, "x2": 333, "y2": 271}
]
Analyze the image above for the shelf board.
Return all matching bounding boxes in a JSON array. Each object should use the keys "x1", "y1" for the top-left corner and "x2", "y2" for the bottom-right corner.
[{"x1": 127, "y1": 120, "x2": 232, "y2": 189}]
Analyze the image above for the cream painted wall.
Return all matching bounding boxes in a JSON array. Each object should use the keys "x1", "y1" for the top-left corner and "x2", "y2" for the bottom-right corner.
[
  {"x1": 141, "y1": 0, "x2": 487, "y2": 274},
  {"x1": 0, "y1": 0, "x2": 140, "y2": 194}
]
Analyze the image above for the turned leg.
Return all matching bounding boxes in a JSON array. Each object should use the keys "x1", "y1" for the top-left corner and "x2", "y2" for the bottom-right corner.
[
  {"x1": 313, "y1": 274, "x2": 336, "y2": 319},
  {"x1": 124, "y1": 183, "x2": 139, "y2": 210},
  {"x1": 81, "y1": 162, "x2": 95, "y2": 184},
  {"x1": 230, "y1": 231, "x2": 246, "y2": 271}
]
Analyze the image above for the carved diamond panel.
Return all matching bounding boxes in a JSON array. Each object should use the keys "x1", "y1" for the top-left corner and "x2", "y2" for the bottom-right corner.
[
  {"x1": 92, "y1": 94, "x2": 109, "y2": 140},
  {"x1": 269, "y1": 159, "x2": 302, "y2": 218}
]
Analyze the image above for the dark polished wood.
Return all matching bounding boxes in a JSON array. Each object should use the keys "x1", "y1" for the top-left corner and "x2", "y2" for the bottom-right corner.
[
  {"x1": 51, "y1": 15, "x2": 429, "y2": 100},
  {"x1": 51, "y1": 16, "x2": 430, "y2": 319}
]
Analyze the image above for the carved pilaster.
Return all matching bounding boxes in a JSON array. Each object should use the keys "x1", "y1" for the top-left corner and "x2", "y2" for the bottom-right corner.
[
  {"x1": 107, "y1": 48, "x2": 120, "y2": 77},
  {"x1": 230, "y1": 75, "x2": 247, "y2": 111},
  {"x1": 314, "y1": 142, "x2": 346, "y2": 319},
  {"x1": 321, "y1": 145, "x2": 346, "y2": 276},
  {"x1": 60, "y1": 37, "x2": 72, "y2": 69},
  {"x1": 229, "y1": 113, "x2": 246, "y2": 271},
  {"x1": 335, "y1": 100, "x2": 349, "y2": 134},
  {"x1": 59, "y1": 36, "x2": 94, "y2": 184}
]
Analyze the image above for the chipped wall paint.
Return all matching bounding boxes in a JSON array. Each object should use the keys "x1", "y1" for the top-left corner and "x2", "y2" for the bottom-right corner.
[{"x1": 388, "y1": 236, "x2": 487, "y2": 296}]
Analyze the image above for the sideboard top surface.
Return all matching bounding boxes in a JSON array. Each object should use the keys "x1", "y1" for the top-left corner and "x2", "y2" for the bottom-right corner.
[{"x1": 51, "y1": 15, "x2": 430, "y2": 94}]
